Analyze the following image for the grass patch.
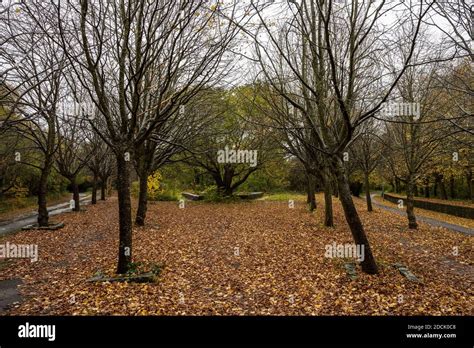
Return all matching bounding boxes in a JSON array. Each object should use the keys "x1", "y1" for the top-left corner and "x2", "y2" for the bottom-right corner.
[
  {"x1": 0, "y1": 192, "x2": 70, "y2": 217},
  {"x1": 262, "y1": 191, "x2": 306, "y2": 202}
]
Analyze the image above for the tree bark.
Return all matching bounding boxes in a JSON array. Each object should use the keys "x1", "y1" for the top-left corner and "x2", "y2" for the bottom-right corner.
[
  {"x1": 116, "y1": 153, "x2": 132, "y2": 274},
  {"x1": 37, "y1": 166, "x2": 51, "y2": 227},
  {"x1": 107, "y1": 177, "x2": 113, "y2": 196},
  {"x1": 449, "y1": 175, "x2": 456, "y2": 199},
  {"x1": 135, "y1": 173, "x2": 148, "y2": 226},
  {"x1": 322, "y1": 170, "x2": 333, "y2": 227},
  {"x1": 332, "y1": 176, "x2": 339, "y2": 198},
  {"x1": 433, "y1": 174, "x2": 439, "y2": 197},
  {"x1": 211, "y1": 169, "x2": 234, "y2": 196},
  {"x1": 307, "y1": 173, "x2": 316, "y2": 212},
  {"x1": 223, "y1": 166, "x2": 234, "y2": 196},
  {"x1": 92, "y1": 173, "x2": 98, "y2": 204},
  {"x1": 439, "y1": 176, "x2": 448, "y2": 200},
  {"x1": 395, "y1": 177, "x2": 401, "y2": 193},
  {"x1": 406, "y1": 177, "x2": 418, "y2": 229},
  {"x1": 71, "y1": 177, "x2": 80, "y2": 212},
  {"x1": 224, "y1": 186, "x2": 233, "y2": 196},
  {"x1": 364, "y1": 171, "x2": 373, "y2": 212},
  {"x1": 323, "y1": 185, "x2": 333, "y2": 227},
  {"x1": 466, "y1": 169, "x2": 473, "y2": 203},
  {"x1": 100, "y1": 179, "x2": 106, "y2": 200},
  {"x1": 333, "y1": 158, "x2": 378, "y2": 274}
]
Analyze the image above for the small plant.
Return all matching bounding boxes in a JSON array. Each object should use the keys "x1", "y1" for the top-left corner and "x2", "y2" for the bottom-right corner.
[
  {"x1": 125, "y1": 261, "x2": 164, "y2": 277},
  {"x1": 126, "y1": 261, "x2": 144, "y2": 276},
  {"x1": 147, "y1": 171, "x2": 162, "y2": 200},
  {"x1": 150, "y1": 263, "x2": 164, "y2": 276},
  {"x1": 92, "y1": 269, "x2": 105, "y2": 278}
]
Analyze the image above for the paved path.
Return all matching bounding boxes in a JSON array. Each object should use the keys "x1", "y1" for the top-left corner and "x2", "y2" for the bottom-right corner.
[
  {"x1": 0, "y1": 278, "x2": 22, "y2": 312},
  {"x1": 0, "y1": 194, "x2": 91, "y2": 236},
  {"x1": 369, "y1": 194, "x2": 473, "y2": 236}
]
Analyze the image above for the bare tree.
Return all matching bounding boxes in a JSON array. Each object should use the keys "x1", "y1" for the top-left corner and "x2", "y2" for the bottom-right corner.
[
  {"x1": 426, "y1": 0, "x2": 472, "y2": 62},
  {"x1": 133, "y1": 88, "x2": 215, "y2": 226},
  {"x1": 0, "y1": 83, "x2": 22, "y2": 196},
  {"x1": 0, "y1": 2, "x2": 67, "y2": 226},
  {"x1": 56, "y1": 0, "x2": 244, "y2": 273},
  {"x1": 54, "y1": 98, "x2": 92, "y2": 212},
  {"x1": 241, "y1": 0, "x2": 435, "y2": 273},
  {"x1": 256, "y1": 84, "x2": 334, "y2": 226},
  {"x1": 380, "y1": 64, "x2": 451, "y2": 228},
  {"x1": 85, "y1": 131, "x2": 113, "y2": 204},
  {"x1": 350, "y1": 120, "x2": 383, "y2": 212}
]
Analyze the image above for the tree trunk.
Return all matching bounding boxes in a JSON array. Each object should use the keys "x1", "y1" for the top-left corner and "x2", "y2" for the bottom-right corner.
[
  {"x1": 307, "y1": 173, "x2": 316, "y2": 212},
  {"x1": 100, "y1": 178, "x2": 106, "y2": 200},
  {"x1": 323, "y1": 185, "x2": 333, "y2": 227},
  {"x1": 37, "y1": 167, "x2": 50, "y2": 227},
  {"x1": 332, "y1": 176, "x2": 339, "y2": 198},
  {"x1": 424, "y1": 179, "x2": 430, "y2": 198},
  {"x1": 135, "y1": 173, "x2": 148, "y2": 226},
  {"x1": 223, "y1": 167, "x2": 234, "y2": 196},
  {"x1": 212, "y1": 170, "x2": 233, "y2": 196},
  {"x1": 71, "y1": 178, "x2": 80, "y2": 212},
  {"x1": 439, "y1": 176, "x2": 448, "y2": 200},
  {"x1": 433, "y1": 174, "x2": 439, "y2": 197},
  {"x1": 322, "y1": 170, "x2": 333, "y2": 227},
  {"x1": 406, "y1": 177, "x2": 418, "y2": 229},
  {"x1": 364, "y1": 171, "x2": 373, "y2": 212},
  {"x1": 333, "y1": 158, "x2": 378, "y2": 274},
  {"x1": 449, "y1": 175, "x2": 456, "y2": 199},
  {"x1": 224, "y1": 186, "x2": 233, "y2": 196},
  {"x1": 92, "y1": 174, "x2": 98, "y2": 204},
  {"x1": 107, "y1": 177, "x2": 113, "y2": 196},
  {"x1": 395, "y1": 177, "x2": 401, "y2": 193},
  {"x1": 466, "y1": 169, "x2": 473, "y2": 203},
  {"x1": 116, "y1": 154, "x2": 133, "y2": 274}
]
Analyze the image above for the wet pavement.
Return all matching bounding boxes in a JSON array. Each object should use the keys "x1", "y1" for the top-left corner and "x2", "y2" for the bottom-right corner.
[{"x1": 0, "y1": 194, "x2": 91, "y2": 236}]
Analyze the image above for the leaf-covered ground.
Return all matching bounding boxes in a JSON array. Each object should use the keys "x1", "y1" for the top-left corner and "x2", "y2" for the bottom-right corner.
[{"x1": 0, "y1": 195, "x2": 472, "y2": 315}]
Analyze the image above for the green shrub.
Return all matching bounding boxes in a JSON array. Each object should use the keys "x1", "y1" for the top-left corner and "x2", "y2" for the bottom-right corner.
[
  {"x1": 131, "y1": 180, "x2": 179, "y2": 201},
  {"x1": 131, "y1": 181, "x2": 140, "y2": 198},
  {"x1": 154, "y1": 190, "x2": 180, "y2": 201},
  {"x1": 201, "y1": 185, "x2": 239, "y2": 203}
]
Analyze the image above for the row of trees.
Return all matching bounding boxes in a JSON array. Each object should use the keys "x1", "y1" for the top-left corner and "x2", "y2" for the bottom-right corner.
[
  {"x1": 0, "y1": 0, "x2": 471, "y2": 276},
  {"x1": 0, "y1": 0, "x2": 255, "y2": 274},
  {"x1": 236, "y1": 0, "x2": 434, "y2": 274},
  {"x1": 345, "y1": 59, "x2": 472, "y2": 230},
  {"x1": 235, "y1": 0, "x2": 471, "y2": 273}
]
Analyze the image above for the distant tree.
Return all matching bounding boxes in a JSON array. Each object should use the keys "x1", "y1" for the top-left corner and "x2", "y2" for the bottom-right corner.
[
  {"x1": 188, "y1": 87, "x2": 276, "y2": 196},
  {"x1": 350, "y1": 120, "x2": 383, "y2": 212},
  {"x1": 0, "y1": 3, "x2": 66, "y2": 226}
]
